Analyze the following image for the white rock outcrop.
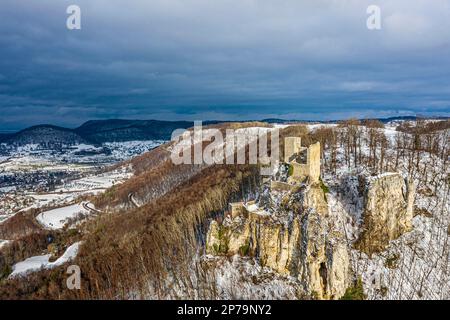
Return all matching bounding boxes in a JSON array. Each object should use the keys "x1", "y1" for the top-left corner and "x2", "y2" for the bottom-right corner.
[
  {"x1": 356, "y1": 173, "x2": 415, "y2": 254},
  {"x1": 206, "y1": 184, "x2": 351, "y2": 299}
]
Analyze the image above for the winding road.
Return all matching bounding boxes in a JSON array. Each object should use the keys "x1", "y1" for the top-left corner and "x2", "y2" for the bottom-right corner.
[
  {"x1": 81, "y1": 201, "x2": 102, "y2": 214},
  {"x1": 128, "y1": 193, "x2": 141, "y2": 208}
]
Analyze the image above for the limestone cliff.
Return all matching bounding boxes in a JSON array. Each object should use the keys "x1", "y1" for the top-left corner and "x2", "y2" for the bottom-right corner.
[
  {"x1": 206, "y1": 183, "x2": 351, "y2": 299},
  {"x1": 355, "y1": 173, "x2": 415, "y2": 255}
]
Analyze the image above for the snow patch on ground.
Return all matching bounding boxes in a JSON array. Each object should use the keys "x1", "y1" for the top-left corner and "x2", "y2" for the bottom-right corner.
[
  {"x1": 9, "y1": 242, "x2": 82, "y2": 278},
  {"x1": 36, "y1": 203, "x2": 92, "y2": 229},
  {"x1": 52, "y1": 167, "x2": 133, "y2": 194},
  {"x1": 202, "y1": 255, "x2": 303, "y2": 299},
  {"x1": 0, "y1": 240, "x2": 10, "y2": 250},
  {"x1": 307, "y1": 123, "x2": 338, "y2": 131}
]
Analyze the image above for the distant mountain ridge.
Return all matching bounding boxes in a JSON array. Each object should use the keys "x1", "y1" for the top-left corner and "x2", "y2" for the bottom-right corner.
[
  {"x1": 261, "y1": 115, "x2": 449, "y2": 124},
  {"x1": 0, "y1": 120, "x2": 215, "y2": 146},
  {"x1": 74, "y1": 119, "x2": 198, "y2": 143},
  {"x1": 1, "y1": 116, "x2": 448, "y2": 146},
  {"x1": 2, "y1": 125, "x2": 89, "y2": 147}
]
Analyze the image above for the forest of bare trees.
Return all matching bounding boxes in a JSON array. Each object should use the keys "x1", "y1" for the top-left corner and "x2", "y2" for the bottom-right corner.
[{"x1": 309, "y1": 119, "x2": 449, "y2": 184}]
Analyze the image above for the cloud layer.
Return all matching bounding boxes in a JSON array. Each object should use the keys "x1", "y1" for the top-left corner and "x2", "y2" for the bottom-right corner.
[{"x1": 1, "y1": 0, "x2": 450, "y2": 129}]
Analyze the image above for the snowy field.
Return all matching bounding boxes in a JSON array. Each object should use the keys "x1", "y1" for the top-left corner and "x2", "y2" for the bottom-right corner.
[
  {"x1": 9, "y1": 242, "x2": 82, "y2": 278},
  {"x1": 36, "y1": 202, "x2": 94, "y2": 230},
  {"x1": 53, "y1": 167, "x2": 133, "y2": 194}
]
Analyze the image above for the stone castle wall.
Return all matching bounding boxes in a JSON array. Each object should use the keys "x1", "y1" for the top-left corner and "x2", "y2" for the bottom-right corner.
[
  {"x1": 284, "y1": 137, "x2": 302, "y2": 163},
  {"x1": 285, "y1": 138, "x2": 321, "y2": 183},
  {"x1": 307, "y1": 142, "x2": 321, "y2": 183}
]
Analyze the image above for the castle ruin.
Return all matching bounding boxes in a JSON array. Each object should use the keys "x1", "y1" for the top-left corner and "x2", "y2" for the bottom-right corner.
[
  {"x1": 284, "y1": 137, "x2": 321, "y2": 183},
  {"x1": 228, "y1": 136, "x2": 322, "y2": 218}
]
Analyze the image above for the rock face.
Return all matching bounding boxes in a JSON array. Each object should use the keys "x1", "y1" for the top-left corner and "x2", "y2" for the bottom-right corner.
[
  {"x1": 356, "y1": 173, "x2": 415, "y2": 255},
  {"x1": 206, "y1": 184, "x2": 351, "y2": 300}
]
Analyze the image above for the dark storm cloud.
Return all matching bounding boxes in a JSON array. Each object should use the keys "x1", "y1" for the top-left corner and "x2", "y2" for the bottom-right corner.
[{"x1": 0, "y1": 0, "x2": 450, "y2": 129}]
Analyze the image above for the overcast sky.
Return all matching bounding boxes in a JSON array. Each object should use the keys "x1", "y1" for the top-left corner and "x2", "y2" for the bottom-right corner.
[{"x1": 1, "y1": 0, "x2": 450, "y2": 130}]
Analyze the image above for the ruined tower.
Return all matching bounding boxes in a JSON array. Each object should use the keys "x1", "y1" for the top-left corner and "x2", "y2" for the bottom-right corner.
[
  {"x1": 284, "y1": 137, "x2": 302, "y2": 163},
  {"x1": 284, "y1": 137, "x2": 321, "y2": 183}
]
